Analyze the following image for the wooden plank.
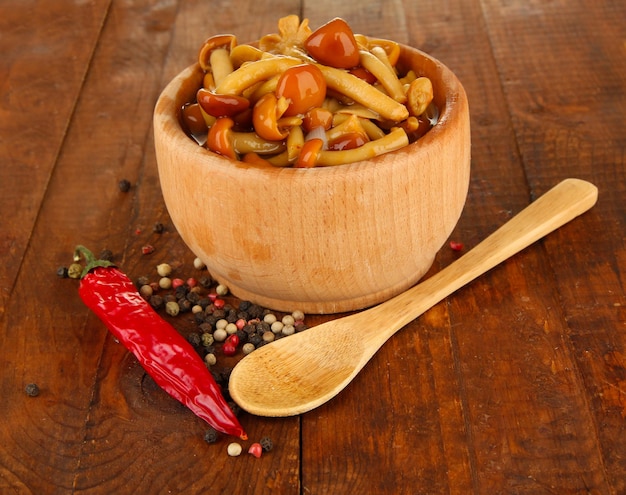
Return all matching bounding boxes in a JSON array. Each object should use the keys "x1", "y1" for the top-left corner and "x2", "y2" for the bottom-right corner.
[
  {"x1": 0, "y1": 0, "x2": 110, "y2": 318},
  {"x1": 66, "y1": 0, "x2": 304, "y2": 493},
  {"x1": 481, "y1": 0, "x2": 626, "y2": 492}
]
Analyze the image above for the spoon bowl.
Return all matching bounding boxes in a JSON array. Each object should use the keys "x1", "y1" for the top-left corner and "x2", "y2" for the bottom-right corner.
[{"x1": 229, "y1": 179, "x2": 598, "y2": 416}]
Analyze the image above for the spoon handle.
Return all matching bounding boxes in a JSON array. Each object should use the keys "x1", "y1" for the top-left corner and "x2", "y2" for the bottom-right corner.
[{"x1": 363, "y1": 178, "x2": 598, "y2": 345}]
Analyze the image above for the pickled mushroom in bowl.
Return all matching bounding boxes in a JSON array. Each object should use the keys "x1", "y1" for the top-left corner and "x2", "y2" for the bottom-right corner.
[{"x1": 180, "y1": 15, "x2": 439, "y2": 168}]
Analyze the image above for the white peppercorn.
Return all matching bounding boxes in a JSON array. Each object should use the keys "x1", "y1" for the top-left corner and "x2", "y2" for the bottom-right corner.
[
  {"x1": 213, "y1": 328, "x2": 227, "y2": 342},
  {"x1": 193, "y1": 257, "x2": 206, "y2": 270},
  {"x1": 215, "y1": 318, "x2": 228, "y2": 330},
  {"x1": 227, "y1": 442, "x2": 242, "y2": 456},
  {"x1": 292, "y1": 309, "x2": 305, "y2": 321},
  {"x1": 156, "y1": 263, "x2": 172, "y2": 277},
  {"x1": 270, "y1": 321, "x2": 284, "y2": 334},
  {"x1": 282, "y1": 324, "x2": 296, "y2": 336},
  {"x1": 216, "y1": 284, "x2": 229, "y2": 296},
  {"x1": 242, "y1": 343, "x2": 255, "y2": 355},
  {"x1": 263, "y1": 313, "x2": 277, "y2": 325},
  {"x1": 204, "y1": 353, "x2": 217, "y2": 366},
  {"x1": 159, "y1": 277, "x2": 172, "y2": 289},
  {"x1": 282, "y1": 314, "x2": 295, "y2": 326}
]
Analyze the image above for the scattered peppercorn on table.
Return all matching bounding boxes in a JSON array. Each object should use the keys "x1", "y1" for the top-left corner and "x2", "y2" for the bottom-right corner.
[{"x1": 1, "y1": 1, "x2": 625, "y2": 494}]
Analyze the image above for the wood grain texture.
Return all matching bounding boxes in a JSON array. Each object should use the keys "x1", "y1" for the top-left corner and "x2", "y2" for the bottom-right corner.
[{"x1": 0, "y1": 0, "x2": 624, "y2": 493}]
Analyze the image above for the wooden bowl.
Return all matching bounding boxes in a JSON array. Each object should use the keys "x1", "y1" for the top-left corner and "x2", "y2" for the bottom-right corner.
[{"x1": 153, "y1": 44, "x2": 470, "y2": 313}]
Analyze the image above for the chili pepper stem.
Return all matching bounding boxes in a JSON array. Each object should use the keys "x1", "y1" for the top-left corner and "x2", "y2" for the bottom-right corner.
[{"x1": 74, "y1": 245, "x2": 115, "y2": 279}]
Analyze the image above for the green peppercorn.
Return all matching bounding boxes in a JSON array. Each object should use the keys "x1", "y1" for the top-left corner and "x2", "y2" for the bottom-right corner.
[
  {"x1": 67, "y1": 263, "x2": 83, "y2": 279},
  {"x1": 201, "y1": 333, "x2": 214, "y2": 347},
  {"x1": 165, "y1": 301, "x2": 180, "y2": 316}
]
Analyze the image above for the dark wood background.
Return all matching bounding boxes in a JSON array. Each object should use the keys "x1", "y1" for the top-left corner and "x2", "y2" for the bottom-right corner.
[{"x1": 1, "y1": 0, "x2": 624, "y2": 493}]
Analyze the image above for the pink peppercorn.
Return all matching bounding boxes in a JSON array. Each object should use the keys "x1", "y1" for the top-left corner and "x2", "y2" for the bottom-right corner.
[
  {"x1": 171, "y1": 278, "x2": 185, "y2": 289},
  {"x1": 186, "y1": 277, "x2": 197, "y2": 288},
  {"x1": 248, "y1": 443, "x2": 263, "y2": 458},
  {"x1": 235, "y1": 318, "x2": 246, "y2": 330},
  {"x1": 449, "y1": 241, "x2": 464, "y2": 251},
  {"x1": 213, "y1": 298, "x2": 225, "y2": 309}
]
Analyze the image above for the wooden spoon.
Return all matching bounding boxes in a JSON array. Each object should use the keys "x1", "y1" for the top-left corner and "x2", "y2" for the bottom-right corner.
[{"x1": 229, "y1": 178, "x2": 598, "y2": 417}]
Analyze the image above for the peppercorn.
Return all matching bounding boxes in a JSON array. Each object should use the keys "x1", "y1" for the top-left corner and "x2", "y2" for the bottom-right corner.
[
  {"x1": 236, "y1": 329, "x2": 247, "y2": 343},
  {"x1": 282, "y1": 324, "x2": 296, "y2": 336},
  {"x1": 186, "y1": 290, "x2": 200, "y2": 305},
  {"x1": 213, "y1": 328, "x2": 227, "y2": 342},
  {"x1": 56, "y1": 266, "x2": 68, "y2": 278},
  {"x1": 201, "y1": 333, "x2": 214, "y2": 347},
  {"x1": 204, "y1": 427, "x2": 219, "y2": 444},
  {"x1": 193, "y1": 257, "x2": 206, "y2": 270},
  {"x1": 259, "y1": 436, "x2": 273, "y2": 452},
  {"x1": 262, "y1": 313, "x2": 276, "y2": 325},
  {"x1": 153, "y1": 222, "x2": 164, "y2": 233},
  {"x1": 227, "y1": 442, "x2": 242, "y2": 456},
  {"x1": 256, "y1": 321, "x2": 271, "y2": 334},
  {"x1": 212, "y1": 309, "x2": 226, "y2": 319},
  {"x1": 242, "y1": 343, "x2": 255, "y2": 355},
  {"x1": 118, "y1": 179, "x2": 131, "y2": 192},
  {"x1": 187, "y1": 332, "x2": 201, "y2": 347},
  {"x1": 242, "y1": 323, "x2": 256, "y2": 335},
  {"x1": 165, "y1": 301, "x2": 180, "y2": 316},
  {"x1": 67, "y1": 263, "x2": 83, "y2": 279},
  {"x1": 199, "y1": 276, "x2": 213, "y2": 288},
  {"x1": 149, "y1": 294, "x2": 164, "y2": 310},
  {"x1": 248, "y1": 443, "x2": 263, "y2": 458},
  {"x1": 215, "y1": 284, "x2": 229, "y2": 296},
  {"x1": 177, "y1": 298, "x2": 192, "y2": 313},
  {"x1": 238, "y1": 300, "x2": 252, "y2": 312},
  {"x1": 205, "y1": 353, "x2": 217, "y2": 366},
  {"x1": 156, "y1": 263, "x2": 172, "y2": 277},
  {"x1": 25, "y1": 383, "x2": 40, "y2": 397},
  {"x1": 227, "y1": 400, "x2": 240, "y2": 416},
  {"x1": 248, "y1": 333, "x2": 262, "y2": 347},
  {"x1": 99, "y1": 249, "x2": 114, "y2": 261},
  {"x1": 247, "y1": 304, "x2": 265, "y2": 319}
]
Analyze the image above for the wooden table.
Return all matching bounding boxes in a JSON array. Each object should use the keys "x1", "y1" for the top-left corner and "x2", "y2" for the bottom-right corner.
[{"x1": 1, "y1": 0, "x2": 624, "y2": 493}]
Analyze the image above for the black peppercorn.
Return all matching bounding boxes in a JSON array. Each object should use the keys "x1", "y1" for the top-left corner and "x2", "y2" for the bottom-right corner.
[
  {"x1": 259, "y1": 436, "x2": 273, "y2": 452},
  {"x1": 187, "y1": 332, "x2": 201, "y2": 347},
  {"x1": 56, "y1": 266, "x2": 68, "y2": 278},
  {"x1": 177, "y1": 298, "x2": 192, "y2": 313},
  {"x1": 238, "y1": 300, "x2": 252, "y2": 312},
  {"x1": 25, "y1": 383, "x2": 40, "y2": 397},
  {"x1": 118, "y1": 179, "x2": 131, "y2": 192},
  {"x1": 99, "y1": 249, "x2": 114, "y2": 261},
  {"x1": 153, "y1": 222, "x2": 164, "y2": 234},
  {"x1": 204, "y1": 427, "x2": 219, "y2": 444},
  {"x1": 149, "y1": 295, "x2": 164, "y2": 310}
]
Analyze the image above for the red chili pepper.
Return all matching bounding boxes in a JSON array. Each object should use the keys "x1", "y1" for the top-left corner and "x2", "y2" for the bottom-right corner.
[{"x1": 73, "y1": 245, "x2": 247, "y2": 440}]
